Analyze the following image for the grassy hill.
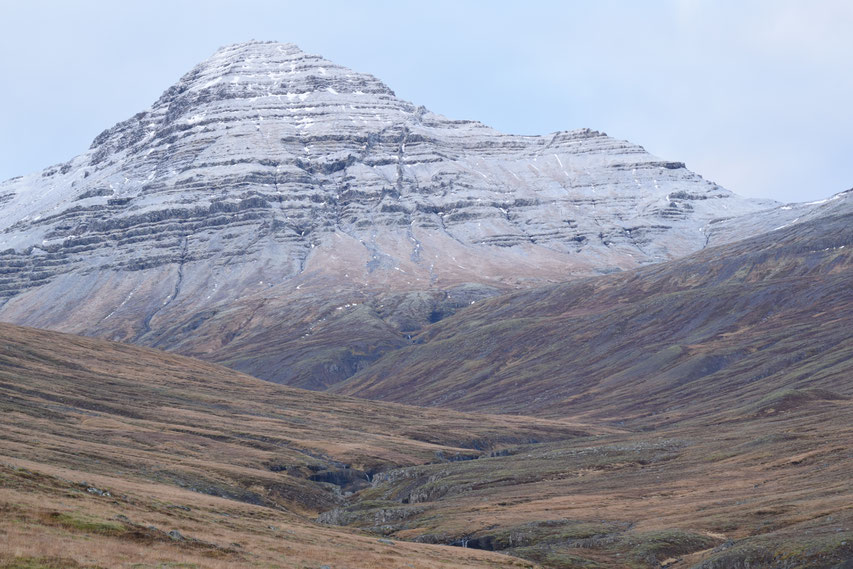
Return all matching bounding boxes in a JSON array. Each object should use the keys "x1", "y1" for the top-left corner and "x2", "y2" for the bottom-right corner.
[{"x1": 0, "y1": 322, "x2": 592, "y2": 569}]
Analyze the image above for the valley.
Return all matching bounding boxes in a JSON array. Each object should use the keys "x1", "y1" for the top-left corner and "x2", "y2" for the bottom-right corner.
[{"x1": 1, "y1": 320, "x2": 850, "y2": 568}]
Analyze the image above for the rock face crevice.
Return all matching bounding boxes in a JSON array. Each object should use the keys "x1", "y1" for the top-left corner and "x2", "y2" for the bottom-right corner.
[{"x1": 0, "y1": 41, "x2": 781, "y2": 384}]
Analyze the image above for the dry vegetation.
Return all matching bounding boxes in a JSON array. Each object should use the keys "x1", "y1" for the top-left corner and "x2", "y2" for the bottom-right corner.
[
  {"x1": 0, "y1": 322, "x2": 595, "y2": 569},
  {"x1": 334, "y1": 209, "x2": 853, "y2": 424},
  {"x1": 0, "y1": 459, "x2": 534, "y2": 569},
  {"x1": 327, "y1": 403, "x2": 853, "y2": 568},
  {"x1": 318, "y1": 208, "x2": 853, "y2": 567},
  {"x1": 1, "y1": 320, "x2": 850, "y2": 568}
]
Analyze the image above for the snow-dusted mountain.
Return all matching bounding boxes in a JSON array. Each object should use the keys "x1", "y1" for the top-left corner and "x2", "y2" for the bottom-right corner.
[{"x1": 0, "y1": 41, "x2": 782, "y2": 386}]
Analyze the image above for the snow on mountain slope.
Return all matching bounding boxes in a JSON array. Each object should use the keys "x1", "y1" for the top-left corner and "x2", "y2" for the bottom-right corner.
[{"x1": 0, "y1": 41, "x2": 780, "y2": 386}]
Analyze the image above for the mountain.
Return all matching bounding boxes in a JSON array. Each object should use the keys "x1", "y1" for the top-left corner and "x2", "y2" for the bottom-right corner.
[
  {"x1": 334, "y1": 189, "x2": 853, "y2": 422},
  {"x1": 0, "y1": 41, "x2": 777, "y2": 387}
]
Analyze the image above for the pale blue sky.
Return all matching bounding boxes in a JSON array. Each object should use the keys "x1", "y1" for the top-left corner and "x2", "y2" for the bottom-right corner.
[{"x1": 1, "y1": 0, "x2": 851, "y2": 202}]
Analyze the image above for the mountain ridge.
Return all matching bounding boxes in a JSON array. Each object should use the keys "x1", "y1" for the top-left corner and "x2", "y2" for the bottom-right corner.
[{"x1": 333, "y1": 190, "x2": 853, "y2": 420}]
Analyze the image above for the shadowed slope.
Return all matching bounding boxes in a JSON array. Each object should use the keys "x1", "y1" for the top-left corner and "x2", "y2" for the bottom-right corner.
[
  {"x1": 334, "y1": 194, "x2": 853, "y2": 425},
  {"x1": 0, "y1": 323, "x2": 595, "y2": 491}
]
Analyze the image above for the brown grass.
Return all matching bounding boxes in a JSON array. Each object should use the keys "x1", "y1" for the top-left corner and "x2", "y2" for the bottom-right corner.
[
  {"x1": 1, "y1": 321, "x2": 851, "y2": 568},
  {"x1": 0, "y1": 460, "x2": 533, "y2": 569},
  {"x1": 0, "y1": 322, "x2": 565, "y2": 568},
  {"x1": 322, "y1": 399, "x2": 853, "y2": 567}
]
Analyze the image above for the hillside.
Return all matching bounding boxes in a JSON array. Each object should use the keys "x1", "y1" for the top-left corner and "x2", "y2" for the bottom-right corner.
[
  {"x1": 317, "y1": 196, "x2": 853, "y2": 567},
  {"x1": 334, "y1": 190, "x2": 853, "y2": 424},
  {"x1": 2, "y1": 323, "x2": 850, "y2": 568},
  {"x1": 325, "y1": 404, "x2": 853, "y2": 569},
  {"x1": 0, "y1": 321, "x2": 601, "y2": 569}
]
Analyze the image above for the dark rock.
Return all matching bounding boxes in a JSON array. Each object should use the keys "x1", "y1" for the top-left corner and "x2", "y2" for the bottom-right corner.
[{"x1": 168, "y1": 529, "x2": 185, "y2": 541}]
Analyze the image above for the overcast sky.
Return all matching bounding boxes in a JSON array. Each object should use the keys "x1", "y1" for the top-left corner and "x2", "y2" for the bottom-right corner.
[{"x1": 1, "y1": 0, "x2": 851, "y2": 202}]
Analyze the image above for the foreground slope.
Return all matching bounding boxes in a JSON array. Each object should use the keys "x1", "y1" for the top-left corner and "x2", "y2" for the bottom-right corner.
[
  {"x1": 0, "y1": 41, "x2": 775, "y2": 388},
  {"x1": 335, "y1": 190, "x2": 853, "y2": 423},
  {"x1": 0, "y1": 322, "x2": 596, "y2": 569},
  {"x1": 2, "y1": 325, "x2": 850, "y2": 569},
  {"x1": 0, "y1": 323, "x2": 592, "y2": 492}
]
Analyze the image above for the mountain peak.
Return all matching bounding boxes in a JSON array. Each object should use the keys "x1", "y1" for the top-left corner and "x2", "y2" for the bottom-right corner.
[
  {"x1": 218, "y1": 39, "x2": 303, "y2": 51},
  {"x1": 170, "y1": 40, "x2": 396, "y2": 100},
  {"x1": 80, "y1": 40, "x2": 405, "y2": 168}
]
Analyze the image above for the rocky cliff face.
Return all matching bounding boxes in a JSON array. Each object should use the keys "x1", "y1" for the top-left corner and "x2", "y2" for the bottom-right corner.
[{"x1": 0, "y1": 41, "x2": 780, "y2": 386}]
